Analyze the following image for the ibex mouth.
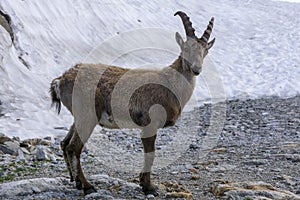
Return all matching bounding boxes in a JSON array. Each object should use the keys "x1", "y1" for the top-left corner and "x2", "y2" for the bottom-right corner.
[
  {"x1": 193, "y1": 71, "x2": 200, "y2": 76},
  {"x1": 191, "y1": 67, "x2": 200, "y2": 76}
]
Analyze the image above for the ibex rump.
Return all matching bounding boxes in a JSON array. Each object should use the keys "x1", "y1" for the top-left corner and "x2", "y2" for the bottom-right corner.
[{"x1": 50, "y1": 11, "x2": 215, "y2": 196}]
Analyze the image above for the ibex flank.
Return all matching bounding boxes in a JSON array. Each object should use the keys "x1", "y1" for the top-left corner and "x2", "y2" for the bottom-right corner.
[{"x1": 50, "y1": 11, "x2": 215, "y2": 196}]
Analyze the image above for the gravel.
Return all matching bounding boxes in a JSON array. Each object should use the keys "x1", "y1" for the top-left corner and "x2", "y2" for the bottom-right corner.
[{"x1": 0, "y1": 95, "x2": 299, "y2": 199}]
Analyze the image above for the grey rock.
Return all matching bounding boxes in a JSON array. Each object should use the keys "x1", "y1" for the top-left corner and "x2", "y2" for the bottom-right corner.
[
  {"x1": 0, "y1": 177, "x2": 66, "y2": 198},
  {"x1": 15, "y1": 148, "x2": 26, "y2": 162},
  {"x1": 12, "y1": 136, "x2": 20, "y2": 142},
  {"x1": 40, "y1": 140, "x2": 52, "y2": 146},
  {"x1": 31, "y1": 186, "x2": 42, "y2": 193},
  {"x1": 189, "y1": 143, "x2": 199, "y2": 150},
  {"x1": 85, "y1": 191, "x2": 114, "y2": 199},
  {"x1": 243, "y1": 159, "x2": 267, "y2": 166},
  {"x1": 146, "y1": 194, "x2": 156, "y2": 199},
  {"x1": 0, "y1": 133, "x2": 12, "y2": 144},
  {"x1": 22, "y1": 138, "x2": 42, "y2": 146},
  {"x1": 0, "y1": 138, "x2": 19, "y2": 155},
  {"x1": 20, "y1": 147, "x2": 30, "y2": 155},
  {"x1": 212, "y1": 181, "x2": 300, "y2": 200},
  {"x1": 43, "y1": 136, "x2": 52, "y2": 141},
  {"x1": 0, "y1": 11, "x2": 14, "y2": 42},
  {"x1": 35, "y1": 146, "x2": 48, "y2": 161}
]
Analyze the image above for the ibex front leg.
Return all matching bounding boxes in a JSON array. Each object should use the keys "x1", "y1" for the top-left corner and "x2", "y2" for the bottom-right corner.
[
  {"x1": 140, "y1": 133, "x2": 158, "y2": 196},
  {"x1": 139, "y1": 104, "x2": 166, "y2": 196}
]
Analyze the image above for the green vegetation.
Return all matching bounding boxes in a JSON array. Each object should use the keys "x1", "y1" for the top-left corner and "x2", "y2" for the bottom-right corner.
[
  {"x1": 0, "y1": 160, "x2": 45, "y2": 183},
  {"x1": 0, "y1": 173, "x2": 15, "y2": 182}
]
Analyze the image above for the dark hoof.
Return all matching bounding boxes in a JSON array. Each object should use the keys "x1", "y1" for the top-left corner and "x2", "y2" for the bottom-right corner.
[
  {"x1": 84, "y1": 186, "x2": 97, "y2": 195},
  {"x1": 75, "y1": 180, "x2": 82, "y2": 190},
  {"x1": 143, "y1": 186, "x2": 158, "y2": 197}
]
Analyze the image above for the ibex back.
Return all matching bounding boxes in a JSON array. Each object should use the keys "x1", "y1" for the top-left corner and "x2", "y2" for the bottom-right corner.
[{"x1": 50, "y1": 11, "x2": 215, "y2": 196}]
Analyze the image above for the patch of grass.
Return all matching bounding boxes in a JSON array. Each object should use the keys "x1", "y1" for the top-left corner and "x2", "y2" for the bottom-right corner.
[
  {"x1": 2, "y1": 164, "x2": 40, "y2": 181},
  {"x1": 0, "y1": 173, "x2": 15, "y2": 182},
  {"x1": 15, "y1": 167, "x2": 25, "y2": 173},
  {"x1": 83, "y1": 160, "x2": 94, "y2": 164},
  {"x1": 8, "y1": 162, "x2": 15, "y2": 167},
  {"x1": 32, "y1": 161, "x2": 40, "y2": 165},
  {"x1": 245, "y1": 197, "x2": 253, "y2": 200},
  {"x1": 27, "y1": 167, "x2": 38, "y2": 173}
]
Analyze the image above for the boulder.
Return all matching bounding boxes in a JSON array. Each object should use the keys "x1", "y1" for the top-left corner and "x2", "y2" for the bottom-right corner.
[
  {"x1": 211, "y1": 181, "x2": 300, "y2": 200},
  {"x1": 0, "y1": 134, "x2": 19, "y2": 155},
  {"x1": 35, "y1": 146, "x2": 49, "y2": 161}
]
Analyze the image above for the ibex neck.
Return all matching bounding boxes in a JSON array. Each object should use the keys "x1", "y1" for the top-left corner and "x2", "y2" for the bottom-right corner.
[{"x1": 169, "y1": 56, "x2": 195, "y2": 84}]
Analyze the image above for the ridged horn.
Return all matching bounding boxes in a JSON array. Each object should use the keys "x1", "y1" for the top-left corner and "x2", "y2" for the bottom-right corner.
[
  {"x1": 200, "y1": 17, "x2": 214, "y2": 42},
  {"x1": 174, "y1": 11, "x2": 196, "y2": 39}
]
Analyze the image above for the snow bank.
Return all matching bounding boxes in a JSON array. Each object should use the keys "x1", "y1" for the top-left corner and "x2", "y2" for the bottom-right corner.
[{"x1": 0, "y1": 0, "x2": 299, "y2": 138}]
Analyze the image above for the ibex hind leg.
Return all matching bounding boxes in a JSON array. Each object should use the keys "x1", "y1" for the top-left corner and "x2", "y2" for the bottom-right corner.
[
  {"x1": 66, "y1": 127, "x2": 97, "y2": 195},
  {"x1": 61, "y1": 123, "x2": 75, "y2": 182}
]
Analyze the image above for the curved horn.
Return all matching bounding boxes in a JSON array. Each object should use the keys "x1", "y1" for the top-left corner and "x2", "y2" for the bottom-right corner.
[
  {"x1": 201, "y1": 17, "x2": 214, "y2": 42},
  {"x1": 174, "y1": 11, "x2": 196, "y2": 39}
]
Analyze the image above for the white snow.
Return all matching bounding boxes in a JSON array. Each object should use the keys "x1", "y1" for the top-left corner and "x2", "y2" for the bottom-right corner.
[{"x1": 0, "y1": 0, "x2": 299, "y2": 139}]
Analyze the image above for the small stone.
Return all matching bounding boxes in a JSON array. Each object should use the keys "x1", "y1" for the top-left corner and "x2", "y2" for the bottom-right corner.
[
  {"x1": 31, "y1": 186, "x2": 41, "y2": 193},
  {"x1": 146, "y1": 194, "x2": 155, "y2": 200},
  {"x1": 19, "y1": 142, "x2": 29, "y2": 148},
  {"x1": 35, "y1": 146, "x2": 48, "y2": 161},
  {"x1": 189, "y1": 143, "x2": 199, "y2": 150},
  {"x1": 48, "y1": 154, "x2": 57, "y2": 162},
  {"x1": 189, "y1": 168, "x2": 198, "y2": 173},
  {"x1": 20, "y1": 147, "x2": 30, "y2": 155},
  {"x1": 243, "y1": 159, "x2": 267, "y2": 166},
  {"x1": 166, "y1": 192, "x2": 193, "y2": 200},
  {"x1": 40, "y1": 140, "x2": 52, "y2": 146},
  {"x1": 12, "y1": 137, "x2": 20, "y2": 142},
  {"x1": 126, "y1": 144, "x2": 134, "y2": 149},
  {"x1": 282, "y1": 175, "x2": 297, "y2": 186},
  {"x1": 191, "y1": 175, "x2": 200, "y2": 180},
  {"x1": 23, "y1": 138, "x2": 41, "y2": 146},
  {"x1": 15, "y1": 148, "x2": 26, "y2": 162},
  {"x1": 210, "y1": 147, "x2": 227, "y2": 152},
  {"x1": 0, "y1": 133, "x2": 12, "y2": 144},
  {"x1": 43, "y1": 136, "x2": 52, "y2": 141},
  {"x1": 207, "y1": 166, "x2": 226, "y2": 173},
  {"x1": 291, "y1": 154, "x2": 300, "y2": 162}
]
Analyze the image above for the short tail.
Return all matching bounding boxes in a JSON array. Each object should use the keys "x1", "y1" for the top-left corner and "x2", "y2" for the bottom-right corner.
[{"x1": 50, "y1": 78, "x2": 62, "y2": 114}]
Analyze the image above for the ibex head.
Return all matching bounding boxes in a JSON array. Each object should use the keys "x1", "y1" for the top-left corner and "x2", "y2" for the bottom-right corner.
[{"x1": 174, "y1": 11, "x2": 215, "y2": 75}]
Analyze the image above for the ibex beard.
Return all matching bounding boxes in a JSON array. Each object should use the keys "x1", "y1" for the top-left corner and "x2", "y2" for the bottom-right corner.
[{"x1": 50, "y1": 11, "x2": 215, "y2": 196}]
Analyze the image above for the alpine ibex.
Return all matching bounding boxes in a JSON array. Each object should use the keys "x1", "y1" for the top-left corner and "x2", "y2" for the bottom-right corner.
[{"x1": 50, "y1": 11, "x2": 215, "y2": 196}]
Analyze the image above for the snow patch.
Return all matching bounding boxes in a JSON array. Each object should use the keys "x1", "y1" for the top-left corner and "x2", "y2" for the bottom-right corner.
[{"x1": 0, "y1": 0, "x2": 299, "y2": 139}]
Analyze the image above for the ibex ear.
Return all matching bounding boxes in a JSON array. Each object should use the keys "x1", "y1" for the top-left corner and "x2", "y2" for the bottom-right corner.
[
  {"x1": 175, "y1": 32, "x2": 184, "y2": 50},
  {"x1": 208, "y1": 38, "x2": 215, "y2": 49}
]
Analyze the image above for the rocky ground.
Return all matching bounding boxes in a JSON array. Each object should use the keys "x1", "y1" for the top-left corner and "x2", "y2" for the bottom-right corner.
[{"x1": 0, "y1": 96, "x2": 299, "y2": 200}]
